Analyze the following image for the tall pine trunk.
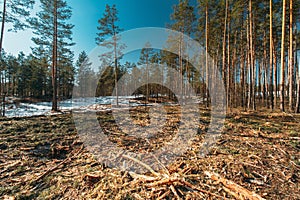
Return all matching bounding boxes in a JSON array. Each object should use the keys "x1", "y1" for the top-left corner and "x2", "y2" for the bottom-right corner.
[
  {"x1": 288, "y1": 0, "x2": 293, "y2": 111},
  {"x1": 222, "y1": 0, "x2": 228, "y2": 108},
  {"x1": 249, "y1": 0, "x2": 256, "y2": 110},
  {"x1": 280, "y1": 0, "x2": 286, "y2": 112},
  {"x1": 52, "y1": 0, "x2": 58, "y2": 111},
  {"x1": 0, "y1": 0, "x2": 7, "y2": 117},
  {"x1": 114, "y1": 35, "x2": 119, "y2": 106},
  {"x1": 269, "y1": 0, "x2": 274, "y2": 110},
  {"x1": 227, "y1": 13, "x2": 231, "y2": 110},
  {"x1": 205, "y1": 2, "x2": 209, "y2": 108}
]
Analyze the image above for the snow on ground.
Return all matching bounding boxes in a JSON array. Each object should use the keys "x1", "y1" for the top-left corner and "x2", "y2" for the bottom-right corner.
[
  {"x1": 3, "y1": 95, "x2": 201, "y2": 118},
  {"x1": 3, "y1": 96, "x2": 143, "y2": 118}
]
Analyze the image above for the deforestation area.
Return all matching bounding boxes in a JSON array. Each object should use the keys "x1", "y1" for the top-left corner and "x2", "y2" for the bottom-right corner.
[
  {"x1": 0, "y1": 0, "x2": 300, "y2": 199},
  {"x1": 0, "y1": 104, "x2": 299, "y2": 199}
]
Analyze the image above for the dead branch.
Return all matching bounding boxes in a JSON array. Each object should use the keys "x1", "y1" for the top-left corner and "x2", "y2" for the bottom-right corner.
[
  {"x1": 122, "y1": 154, "x2": 160, "y2": 177},
  {"x1": 30, "y1": 145, "x2": 83, "y2": 185},
  {"x1": 204, "y1": 171, "x2": 266, "y2": 200}
]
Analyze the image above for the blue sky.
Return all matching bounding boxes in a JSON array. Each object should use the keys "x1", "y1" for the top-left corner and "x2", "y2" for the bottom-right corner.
[{"x1": 3, "y1": 0, "x2": 181, "y2": 60}]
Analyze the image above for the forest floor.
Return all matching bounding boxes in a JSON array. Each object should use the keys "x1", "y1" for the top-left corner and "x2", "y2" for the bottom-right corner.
[{"x1": 0, "y1": 104, "x2": 299, "y2": 199}]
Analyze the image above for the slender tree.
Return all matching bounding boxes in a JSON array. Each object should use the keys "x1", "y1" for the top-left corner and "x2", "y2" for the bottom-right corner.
[
  {"x1": 96, "y1": 4, "x2": 124, "y2": 106},
  {"x1": 288, "y1": 0, "x2": 293, "y2": 111},
  {"x1": 280, "y1": 0, "x2": 286, "y2": 112},
  {"x1": 138, "y1": 42, "x2": 154, "y2": 103},
  {"x1": 0, "y1": 0, "x2": 34, "y2": 116},
  {"x1": 30, "y1": 0, "x2": 74, "y2": 111},
  {"x1": 169, "y1": 0, "x2": 196, "y2": 101},
  {"x1": 76, "y1": 51, "x2": 93, "y2": 97},
  {"x1": 269, "y1": 0, "x2": 274, "y2": 110},
  {"x1": 222, "y1": 0, "x2": 228, "y2": 107}
]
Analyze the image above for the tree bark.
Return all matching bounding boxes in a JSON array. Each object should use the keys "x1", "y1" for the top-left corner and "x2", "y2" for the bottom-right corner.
[
  {"x1": 269, "y1": 0, "x2": 274, "y2": 110},
  {"x1": 247, "y1": 16, "x2": 251, "y2": 110},
  {"x1": 205, "y1": 2, "x2": 209, "y2": 108},
  {"x1": 249, "y1": 0, "x2": 256, "y2": 110},
  {"x1": 274, "y1": 45, "x2": 278, "y2": 107},
  {"x1": 222, "y1": 0, "x2": 228, "y2": 107},
  {"x1": 288, "y1": 0, "x2": 293, "y2": 111},
  {"x1": 227, "y1": 13, "x2": 231, "y2": 110},
  {"x1": 52, "y1": 0, "x2": 58, "y2": 111},
  {"x1": 0, "y1": 0, "x2": 7, "y2": 117},
  {"x1": 280, "y1": 0, "x2": 286, "y2": 112},
  {"x1": 114, "y1": 35, "x2": 119, "y2": 106}
]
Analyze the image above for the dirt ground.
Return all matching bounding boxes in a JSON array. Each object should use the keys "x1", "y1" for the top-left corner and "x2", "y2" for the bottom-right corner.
[{"x1": 0, "y1": 106, "x2": 299, "y2": 199}]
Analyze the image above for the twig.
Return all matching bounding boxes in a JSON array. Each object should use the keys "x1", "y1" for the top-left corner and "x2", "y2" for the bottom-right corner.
[
  {"x1": 30, "y1": 145, "x2": 83, "y2": 185},
  {"x1": 128, "y1": 171, "x2": 159, "y2": 182},
  {"x1": 0, "y1": 160, "x2": 22, "y2": 174},
  {"x1": 178, "y1": 179, "x2": 227, "y2": 199},
  {"x1": 204, "y1": 171, "x2": 266, "y2": 200},
  {"x1": 157, "y1": 190, "x2": 170, "y2": 200},
  {"x1": 170, "y1": 184, "x2": 182, "y2": 200},
  {"x1": 122, "y1": 154, "x2": 160, "y2": 177},
  {"x1": 145, "y1": 177, "x2": 178, "y2": 187}
]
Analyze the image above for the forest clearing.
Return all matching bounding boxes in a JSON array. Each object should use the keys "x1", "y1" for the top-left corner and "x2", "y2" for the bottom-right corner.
[
  {"x1": 1, "y1": 0, "x2": 300, "y2": 199},
  {"x1": 0, "y1": 104, "x2": 299, "y2": 199}
]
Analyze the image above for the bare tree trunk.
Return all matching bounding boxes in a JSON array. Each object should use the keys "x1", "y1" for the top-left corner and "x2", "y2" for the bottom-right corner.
[
  {"x1": 247, "y1": 16, "x2": 251, "y2": 110},
  {"x1": 179, "y1": 33, "x2": 183, "y2": 103},
  {"x1": 227, "y1": 14, "x2": 231, "y2": 110},
  {"x1": 274, "y1": 46, "x2": 278, "y2": 108},
  {"x1": 241, "y1": 48, "x2": 245, "y2": 109},
  {"x1": 52, "y1": 0, "x2": 58, "y2": 111},
  {"x1": 205, "y1": 2, "x2": 209, "y2": 108},
  {"x1": 269, "y1": 0, "x2": 274, "y2": 110},
  {"x1": 249, "y1": 0, "x2": 256, "y2": 110},
  {"x1": 294, "y1": 24, "x2": 299, "y2": 113},
  {"x1": 288, "y1": 0, "x2": 293, "y2": 111},
  {"x1": 263, "y1": 30, "x2": 268, "y2": 107},
  {"x1": 0, "y1": 0, "x2": 7, "y2": 117},
  {"x1": 296, "y1": 78, "x2": 300, "y2": 113},
  {"x1": 258, "y1": 60, "x2": 262, "y2": 104},
  {"x1": 114, "y1": 35, "x2": 119, "y2": 106},
  {"x1": 280, "y1": 0, "x2": 286, "y2": 112},
  {"x1": 222, "y1": 0, "x2": 228, "y2": 107},
  {"x1": 231, "y1": 31, "x2": 237, "y2": 108}
]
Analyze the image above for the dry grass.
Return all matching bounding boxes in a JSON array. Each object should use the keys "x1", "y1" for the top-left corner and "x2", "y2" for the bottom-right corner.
[{"x1": 0, "y1": 105, "x2": 299, "y2": 199}]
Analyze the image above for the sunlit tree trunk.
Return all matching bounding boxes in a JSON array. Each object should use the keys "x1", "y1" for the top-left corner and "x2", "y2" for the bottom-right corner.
[
  {"x1": 227, "y1": 13, "x2": 231, "y2": 110},
  {"x1": 222, "y1": 0, "x2": 228, "y2": 107},
  {"x1": 205, "y1": 2, "x2": 209, "y2": 108},
  {"x1": 274, "y1": 45, "x2": 278, "y2": 108},
  {"x1": 52, "y1": 0, "x2": 58, "y2": 111},
  {"x1": 280, "y1": 0, "x2": 286, "y2": 112},
  {"x1": 247, "y1": 16, "x2": 251, "y2": 110},
  {"x1": 249, "y1": 0, "x2": 256, "y2": 110},
  {"x1": 288, "y1": 0, "x2": 293, "y2": 111},
  {"x1": 0, "y1": 0, "x2": 7, "y2": 117},
  {"x1": 269, "y1": 0, "x2": 274, "y2": 110}
]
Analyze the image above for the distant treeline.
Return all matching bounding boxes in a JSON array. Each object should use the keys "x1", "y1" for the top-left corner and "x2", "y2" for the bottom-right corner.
[{"x1": 1, "y1": 0, "x2": 300, "y2": 114}]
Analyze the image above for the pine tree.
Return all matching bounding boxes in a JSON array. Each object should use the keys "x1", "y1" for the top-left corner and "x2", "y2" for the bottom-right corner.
[
  {"x1": 138, "y1": 42, "x2": 154, "y2": 102},
  {"x1": 30, "y1": 0, "x2": 74, "y2": 111},
  {"x1": 96, "y1": 4, "x2": 125, "y2": 106},
  {"x1": 280, "y1": 0, "x2": 286, "y2": 112},
  {"x1": 169, "y1": 0, "x2": 196, "y2": 101},
  {"x1": 0, "y1": 0, "x2": 34, "y2": 116},
  {"x1": 75, "y1": 51, "x2": 94, "y2": 97},
  {"x1": 288, "y1": 0, "x2": 293, "y2": 111}
]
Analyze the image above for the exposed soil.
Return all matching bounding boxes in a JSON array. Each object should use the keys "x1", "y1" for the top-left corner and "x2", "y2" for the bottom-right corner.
[{"x1": 0, "y1": 106, "x2": 299, "y2": 199}]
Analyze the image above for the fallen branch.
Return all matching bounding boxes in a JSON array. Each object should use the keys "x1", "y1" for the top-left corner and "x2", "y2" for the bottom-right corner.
[
  {"x1": 0, "y1": 160, "x2": 22, "y2": 175},
  {"x1": 204, "y1": 171, "x2": 266, "y2": 200},
  {"x1": 30, "y1": 145, "x2": 83, "y2": 186},
  {"x1": 122, "y1": 154, "x2": 160, "y2": 177}
]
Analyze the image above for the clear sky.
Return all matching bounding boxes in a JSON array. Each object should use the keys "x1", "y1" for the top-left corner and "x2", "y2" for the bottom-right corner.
[{"x1": 3, "y1": 0, "x2": 182, "y2": 60}]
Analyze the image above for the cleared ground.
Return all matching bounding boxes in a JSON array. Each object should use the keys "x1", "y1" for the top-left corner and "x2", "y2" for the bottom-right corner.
[{"x1": 0, "y1": 106, "x2": 299, "y2": 199}]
